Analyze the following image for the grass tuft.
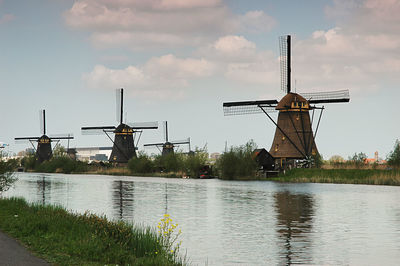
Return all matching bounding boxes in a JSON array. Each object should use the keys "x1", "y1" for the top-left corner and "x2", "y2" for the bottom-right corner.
[{"x1": 271, "y1": 168, "x2": 400, "y2": 186}]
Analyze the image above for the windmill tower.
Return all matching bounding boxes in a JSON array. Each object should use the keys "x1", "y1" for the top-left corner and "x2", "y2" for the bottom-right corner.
[
  {"x1": 15, "y1": 110, "x2": 74, "y2": 163},
  {"x1": 223, "y1": 35, "x2": 350, "y2": 168},
  {"x1": 81, "y1": 88, "x2": 158, "y2": 163},
  {"x1": 144, "y1": 121, "x2": 190, "y2": 156}
]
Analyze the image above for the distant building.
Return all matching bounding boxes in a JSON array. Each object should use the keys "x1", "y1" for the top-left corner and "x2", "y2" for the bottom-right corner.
[
  {"x1": 364, "y1": 151, "x2": 387, "y2": 165},
  {"x1": 209, "y1": 152, "x2": 221, "y2": 160},
  {"x1": 76, "y1": 147, "x2": 112, "y2": 162}
]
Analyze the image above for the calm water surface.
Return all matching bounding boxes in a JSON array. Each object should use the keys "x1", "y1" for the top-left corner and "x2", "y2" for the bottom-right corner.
[{"x1": 3, "y1": 172, "x2": 400, "y2": 265}]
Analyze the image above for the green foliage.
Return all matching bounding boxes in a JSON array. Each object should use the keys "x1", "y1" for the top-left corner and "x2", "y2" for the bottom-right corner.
[
  {"x1": 21, "y1": 155, "x2": 37, "y2": 170},
  {"x1": 348, "y1": 152, "x2": 367, "y2": 167},
  {"x1": 182, "y1": 150, "x2": 208, "y2": 177},
  {"x1": 34, "y1": 156, "x2": 87, "y2": 174},
  {"x1": 154, "y1": 153, "x2": 184, "y2": 173},
  {"x1": 387, "y1": 139, "x2": 400, "y2": 167},
  {"x1": 0, "y1": 160, "x2": 18, "y2": 192},
  {"x1": 274, "y1": 168, "x2": 400, "y2": 186},
  {"x1": 53, "y1": 145, "x2": 66, "y2": 158},
  {"x1": 216, "y1": 140, "x2": 258, "y2": 180},
  {"x1": 128, "y1": 152, "x2": 155, "y2": 174},
  {"x1": 312, "y1": 153, "x2": 324, "y2": 168},
  {"x1": 0, "y1": 198, "x2": 184, "y2": 265}
]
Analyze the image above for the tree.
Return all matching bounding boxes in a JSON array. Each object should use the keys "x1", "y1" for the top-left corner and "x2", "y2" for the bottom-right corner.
[
  {"x1": 329, "y1": 155, "x2": 345, "y2": 164},
  {"x1": 216, "y1": 140, "x2": 258, "y2": 179},
  {"x1": 128, "y1": 152, "x2": 154, "y2": 174},
  {"x1": 348, "y1": 152, "x2": 367, "y2": 167},
  {"x1": 0, "y1": 160, "x2": 17, "y2": 193},
  {"x1": 53, "y1": 144, "x2": 66, "y2": 158},
  {"x1": 387, "y1": 139, "x2": 400, "y2": 167}
]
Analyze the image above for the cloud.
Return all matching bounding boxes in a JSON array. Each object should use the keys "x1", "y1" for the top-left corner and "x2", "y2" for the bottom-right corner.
[
  {"x1": 0, "y1": 13, "x2": 14, "y2": 25},
  {"x1": 83, "y1": 54, "x2": 215, "y2": 99},
  {"x1": 291, "y1": 0, "x2": 400, "y2": 94},
  {"x1": 64, "y1": 0, "x2": 275, "y2": 49}
]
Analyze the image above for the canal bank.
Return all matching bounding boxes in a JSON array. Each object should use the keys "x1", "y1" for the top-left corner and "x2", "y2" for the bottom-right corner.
[
  {"x1": 3, "y1": 172, "x2": 400, "y2": 265},
  {"x1": 0, "y1": 197, "x2": 184, "y2": 265}
]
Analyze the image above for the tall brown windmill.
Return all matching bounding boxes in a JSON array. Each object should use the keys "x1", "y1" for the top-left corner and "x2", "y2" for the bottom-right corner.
[{"x1": 223, "y1": 35, "x2": 350, "y2": 168}]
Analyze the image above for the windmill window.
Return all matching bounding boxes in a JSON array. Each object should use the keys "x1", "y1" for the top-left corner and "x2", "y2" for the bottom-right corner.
[{"x1": 275, "y1": 144, "x2": 279, "y2": 152}]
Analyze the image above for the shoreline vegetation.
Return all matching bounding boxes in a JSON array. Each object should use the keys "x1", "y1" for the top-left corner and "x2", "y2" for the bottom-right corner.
[
  {"x1": 0, "y1": 197, "x2": 185, "y2": 266},
  {"x1": 3, "y1": 139, "x2": 400, "y2": 186}
]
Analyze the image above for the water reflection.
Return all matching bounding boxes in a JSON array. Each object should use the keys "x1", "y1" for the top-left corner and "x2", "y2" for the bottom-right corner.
[
  {"x1": 4, "y1": 174, "x2": 400, "y2": 266},
  {"x1": 36, "y1": 175, "x2": 51, "y2": 204},
  {"x1": 274, "y1": 191, "x2": 314, "y2": 265},
  {"x1": 112, "y1": 180, "x2": 134, "y2": 220}
]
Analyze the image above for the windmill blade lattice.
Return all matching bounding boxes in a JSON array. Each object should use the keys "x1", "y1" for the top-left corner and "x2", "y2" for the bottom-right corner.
[
  {"x1": 299, "y1": 89, "x2": 350, "y2": 104},
  {"x1": 170, "y1": 138, "x2": 190, "y2": 145},
  {"x1": 223, "y1": 99, "x2": 278, "y2": 116},
  {"x1": 48, "y1": 133, "x2": 74, "y2": 140},
  {"x1": 116, "y1": 88, "x2": 123, "y2": 124},
  {"x1": 127, "y1": 121, "x2": 158, "y2": 129},
  {"x1": 81, "y1": 126, "x2": 116, "y2": 135},
  {"x1": 39, "y1": 109, "x2": 46, "y2": 135}
]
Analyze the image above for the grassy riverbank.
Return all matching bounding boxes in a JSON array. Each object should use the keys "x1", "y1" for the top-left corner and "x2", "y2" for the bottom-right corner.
[
  {"x1": 272, "y1": 168, "x2": 400, "y2": 186},
  {"x1": 0, "y1": 198, "x2": 184, "y2": 266}
]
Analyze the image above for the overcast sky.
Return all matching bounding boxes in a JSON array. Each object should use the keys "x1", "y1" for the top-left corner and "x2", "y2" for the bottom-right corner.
[{"x1": 1, "y1": 0, "x2": 399, "y2": 160}]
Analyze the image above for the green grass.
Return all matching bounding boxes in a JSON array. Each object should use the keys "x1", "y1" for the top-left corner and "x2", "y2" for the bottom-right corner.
[
  {"x1": 0, "y1": 198, "x2": 185, "y2": 265},
  {"x1": 271, "y1": 168, "x2": 400, "y2": 186}
]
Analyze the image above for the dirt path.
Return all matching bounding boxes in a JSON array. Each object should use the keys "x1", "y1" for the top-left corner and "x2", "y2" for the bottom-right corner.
[{"x1": 0, "y1": 230, "x2": 49, "y2": 266}]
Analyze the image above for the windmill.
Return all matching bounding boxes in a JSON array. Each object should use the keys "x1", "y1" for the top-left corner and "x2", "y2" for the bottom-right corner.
[
  {"x1": 81, "y1": 88, "x2": 158, "y2": 163},
  {"x1": 15, "y1": 110, "x2": 74, "y2": 163},
  {"x1": 144, "y1": 121, "x2": 190, "y2": 156},
  {"x1": 223, "y1": 35, "x2": 350, "y2": 168}
]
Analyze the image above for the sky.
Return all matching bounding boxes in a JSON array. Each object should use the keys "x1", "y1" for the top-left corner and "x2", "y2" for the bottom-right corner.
[{"x1": 1, "y1": 0, "x2": 400, "y2": 160}]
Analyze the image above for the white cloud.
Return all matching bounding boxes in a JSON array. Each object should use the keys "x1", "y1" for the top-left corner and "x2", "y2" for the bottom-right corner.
[
  {"x1": 64, "y1": 0, "x2": 275, "y2": 49},
  {"x1": 291, "y1": 0, "x2": 400, "y2": 94},
  {"x1": 83, "y1": 54, "x2": 215, "y2": 99}
]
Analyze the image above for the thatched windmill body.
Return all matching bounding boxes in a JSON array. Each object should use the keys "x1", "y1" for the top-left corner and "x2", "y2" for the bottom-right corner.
[
  {"x1": 82, "y1": 88, "x2": 158, "y2": 163},
  {"x1": 15, "y1": 110, "x2": 74, "y2": 163},
  {"x1": 223, "y1": 35, "x2": 350, "y2": 167},
  {"x1": 144, "y1": 121, "x2": 190, "y2": 156}
]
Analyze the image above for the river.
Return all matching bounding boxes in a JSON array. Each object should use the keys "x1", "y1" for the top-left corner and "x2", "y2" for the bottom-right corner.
[{"x1": 3, "y1": 172, "x2": 400, "y2": 265}]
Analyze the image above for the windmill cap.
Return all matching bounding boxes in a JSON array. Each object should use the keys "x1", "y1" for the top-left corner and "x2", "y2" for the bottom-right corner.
[{"x1": 276, "y1": 93, "x2": 309, "y2": 110}]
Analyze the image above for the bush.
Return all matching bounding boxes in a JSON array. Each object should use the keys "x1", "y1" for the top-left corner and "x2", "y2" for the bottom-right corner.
[
  {"x1": 216, "y1": 140, "x2": 258, "y2": 180},
  {"x1": 34, "y1": 156, "x2": 87, "y2": 174},
  {"x1": 128, "y1": 153, "x2": 154, "y2": 174},
  {"x1": 21, "y1": 155, "x2": 37, "y2": 170},
  {"x1": 0, "y1": 160, "x2": 18, "y2": 193},
  {"x1": 154, "y1": 153, "x2": 184, "y2": 173},
  {"x1": 348, "y1": 152, "x2": 367, "y2": 168},
  {"x1": 182, "y1": 150, "x2": 208, "y2": 177}
]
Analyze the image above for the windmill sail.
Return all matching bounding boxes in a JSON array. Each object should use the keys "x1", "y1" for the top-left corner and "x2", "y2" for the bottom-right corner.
[
  {"x1": 279, "y1": 35, "x2": 291, "y2": 93},
  {"x1": 223, "y1": 99, "x2": 278, "y2": 116},
  {"x1": 81, "y1": 126, "x2": 116, "y2": 135},
  {"x1": 164, "y1": 121, "x2": 168, "y2": 142},
  {"x1": 127, "y1": 122, "x2": 158, "y2": 129},
  {"x1": 39, "y1": 110, "x2": 46, "y2": 135},
  {"x1": 116, "y1": 88, "x2": 123, "y2": 124},
  {"x1": 299, "y1": 90, "x2": 350, "y2": 104}
]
